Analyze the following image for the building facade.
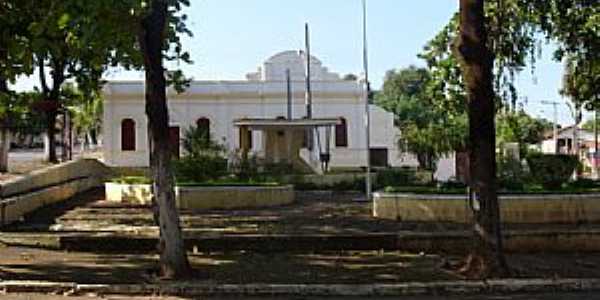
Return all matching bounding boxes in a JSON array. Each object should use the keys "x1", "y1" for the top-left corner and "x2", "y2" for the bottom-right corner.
[{"x1": 102, "y1": 51, "x2": 420, "y2": 171}]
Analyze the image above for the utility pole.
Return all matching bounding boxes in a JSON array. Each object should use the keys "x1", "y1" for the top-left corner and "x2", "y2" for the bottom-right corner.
[
  {"x1": 305, "y1": 23, "x2": 312, "y2": 120},
  {"x1": 304, "y1": 23, "x2": 313, "y2": 151},
  {"x1": 286, "y1": 68, "x2": 292, "y2": 120},
  {"x1": 362, "y1": 0, "x2": 372, "y2": 200},
  {"x1": 541, "y1": 100, "x2": 560, "y2": 153}
]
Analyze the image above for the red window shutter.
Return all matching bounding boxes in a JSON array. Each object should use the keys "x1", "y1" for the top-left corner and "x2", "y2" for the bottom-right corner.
[
  {"x1": 121, "y1": 119, "x2": 136, "y2": 151},
  {"x1": 196, "y1": 118, "x2": 210, "y2": 142},
  {"x1": 335, "y1": 118, "x2": 348, "y2": 147},
  {"x1": 169, "y1": 126, "x2": 180, "y2": 159}
]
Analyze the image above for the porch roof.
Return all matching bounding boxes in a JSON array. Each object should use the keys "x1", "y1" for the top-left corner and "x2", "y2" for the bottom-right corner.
[{"x1": 233, "y1": 118, "x2": 340, "y2": 130}]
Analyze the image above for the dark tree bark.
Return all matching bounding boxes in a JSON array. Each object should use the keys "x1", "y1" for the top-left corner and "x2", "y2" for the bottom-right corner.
[
  {"x1": 139, "y1": 0, "x2": 191, "y2": 279},
  {"x1": 455, "y1": 0, "x2": 509, "y2": 278},
  {"x1": 38, "y1": 58, "x2": 64, "y2": 164},
  {"x1": 0, "y1": 75, "x2": 9, "y2": 173}
]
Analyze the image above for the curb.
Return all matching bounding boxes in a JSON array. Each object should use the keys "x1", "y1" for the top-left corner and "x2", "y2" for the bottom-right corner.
[{"x1": 1, "y1": 279, "x2": 600, "y2": 297}]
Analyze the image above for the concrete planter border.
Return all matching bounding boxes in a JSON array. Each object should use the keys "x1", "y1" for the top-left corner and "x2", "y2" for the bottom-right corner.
[
  {"x1": 373, "y1": 192, "x2": 600, "y2": 223},
  {"x1": 105, "y1": 182, "x2": 295, "y2": 210},
  {"x1": 0, "y1": 159, "x2": 109, "y2": 226}
]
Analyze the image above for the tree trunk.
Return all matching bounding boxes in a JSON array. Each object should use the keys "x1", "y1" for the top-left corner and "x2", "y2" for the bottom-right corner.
[
  {"x1": 455, "y1": 0, "x2": 508, "y2": 278},
  {"x1": 45, "y1": 111, "x2": 58, "y2": 163},
  {"x1": 0, "y1": 127, "x2": 10, "y2": 173},
  {"x1": 139, "y1": 0, "x2": 190, "y2": 279},
  {"x1": 39, "y1": 57, "x2": 63, "y2": 164},
  {"x1": 0, "y1": 76, "x2": 8, "y2": 173}
]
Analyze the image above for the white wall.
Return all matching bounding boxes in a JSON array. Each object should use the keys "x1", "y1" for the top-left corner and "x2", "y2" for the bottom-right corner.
[
  {"x1": 434, "y1": 153, "x2": 456, "y2": 182},
  {"x1": 102, "y1": 51, "x2": 416, "y2": 170}
]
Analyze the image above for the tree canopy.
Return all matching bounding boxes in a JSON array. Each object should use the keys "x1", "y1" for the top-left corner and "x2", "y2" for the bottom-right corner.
[{"x1": 376, "y1": 66, "x2": 467, "y2": 170}]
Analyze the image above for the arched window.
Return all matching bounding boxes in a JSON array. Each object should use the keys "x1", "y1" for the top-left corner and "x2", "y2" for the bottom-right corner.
[
  {"x1": 335, "y1": 117, "x2": 348, "y2": 147},
  {"x1": 196, "y1": 117, "x2": 210, "y2": 142},
  {"x1": 121, "y1": 118, "x2": 136, "y2": 151}
]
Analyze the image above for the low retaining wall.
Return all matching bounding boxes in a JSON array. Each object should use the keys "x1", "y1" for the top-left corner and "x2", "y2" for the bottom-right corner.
[
  {"x1": 283, "y1": 173, "x2": 373, "y2": 186},
  {"x1": 106, "y1": 183, "x2": 295, "y2": 210},
  {"x1": 373, "y1": 192, "x2": 600, "y2": 224},
  {"x1": 0, "y1": 159, "x2": 109, "y2": 226}
]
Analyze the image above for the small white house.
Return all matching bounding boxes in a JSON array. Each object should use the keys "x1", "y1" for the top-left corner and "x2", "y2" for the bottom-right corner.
[
  {"x1": 102, "y1": 51, "x2": 422, "y2": 172},
  {"x1": 541, "y1": 126, "x2": 595, "y2": 155},
  {"x1": 541, "y1": 126, "x2": 600, "y2": 171}
]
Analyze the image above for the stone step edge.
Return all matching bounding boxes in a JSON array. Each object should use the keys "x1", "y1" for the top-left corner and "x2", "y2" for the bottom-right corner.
[{"x1": 1, "y1": 279, "x2": 600, "y2": 297}]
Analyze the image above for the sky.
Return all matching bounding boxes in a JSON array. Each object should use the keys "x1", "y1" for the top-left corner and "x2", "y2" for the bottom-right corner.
[{"x1": 14, "y1": 0, "x2": 579, "y2": 125}]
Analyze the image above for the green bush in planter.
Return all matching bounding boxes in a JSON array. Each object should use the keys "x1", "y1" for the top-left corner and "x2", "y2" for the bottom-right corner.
[
  {"x1": 526, "y1": 153, "x2": 578, "y2": 190},
  {"x1": 497, "y1": 155, "x2": 529, "y2": 191},
  {"x1": 375, "y1": 168, "x2": 417, "y2": 189},
  {"x1": 173, "y1": 155, "x2": 228, "y2": 183},
  {"x1": 173, "y1": 125, "x2": 228, "y2": 183}
]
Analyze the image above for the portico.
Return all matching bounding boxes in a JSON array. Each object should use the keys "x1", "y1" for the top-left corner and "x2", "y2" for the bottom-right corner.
[{"x1": 234, "y1": 118, "x2": 340, "y2": 174}]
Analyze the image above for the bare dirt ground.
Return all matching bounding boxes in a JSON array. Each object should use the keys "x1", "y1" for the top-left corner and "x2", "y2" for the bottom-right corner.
[
  {"x1": 2, "y1": 189, "x2": 600, "y2": 284},
  {"x1": 1, "y1": 244, "x2": 600, "y2": 285},
  {"x1": 7, "y1": 188, "x2": 596, "y2": 235}
]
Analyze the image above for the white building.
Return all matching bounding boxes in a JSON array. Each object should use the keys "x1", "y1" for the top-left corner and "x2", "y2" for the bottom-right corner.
[
  {"x1": 540, "y1": 126, "x2": 596, "y2": 155},
  {"x1": 541, "y1": 126, "x2": 600, "y2": 170},
  {"x1": 102, "y1": 51, "x2": 421, "y2": 172}
]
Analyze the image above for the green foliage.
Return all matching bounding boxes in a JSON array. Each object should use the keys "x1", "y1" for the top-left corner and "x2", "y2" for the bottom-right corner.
[
  {"x1": 421, "y1": 0, "x2": 598, "y2": 114},
  {"x1": 181, "y1": 125, "x2": 225, "y2": 158},
  {"x1": 375, "y1": 168, "x2": 423, "y2": 189},
  {"x1": 496, "y1": 155, "x2": 529, "y2": 191},
  {"x1": 110, "y1": 175, "x2": 279, "y2": 187},
  {"x1": 526, "y1": 153, "x2": 579, "y2": 190},
  {"x1": 173, "y1": 125, "x2": 227, "y2": 183},
  {"x1": 524, "y1": 1, "x2": 598, "y2": 110},
  {"x1": 375, "y1": 66, "x2": 467, "y2": 170},
  {"x1": 568, "y1": 178, "x2": 600, "y2": 189},
  {"x1": 383, "y1": 185, "x2": 466, "y2": 194},
  {"x1": 111, "y1": 176, "x2": 152, "y2": 185},
  {"x1": 561, "y1": 54, "x2": 599, "y2": 110},
  {"x1": 65, "y1": 85, "x2": 103, "y2": 140},
  {"x1": 173, "y1": 156, "x2": 228, "y2": 183},
  {"x1": 291, "y1": 177, "x2": 365, "y2": 192},
  {"x1": 496, "y1": 110, "x2": 554, "y2": 156},
  {"x1": 438, "y1": 180, "x2": 468, "y2": 190},
  {"x1": 582, "y1": 117, "x2": 600, "y2": 132}
]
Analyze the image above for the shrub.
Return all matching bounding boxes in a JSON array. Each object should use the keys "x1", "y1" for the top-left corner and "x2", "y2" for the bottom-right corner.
[
  {"x1": 568, "y1": 178, "x2": 600, "y2": 189},
  {"x1": 291, "y1": 177, "x2": 365, "y2": 192},
  {"x1": 497, "y1": 155, "x2": 529, "y2": 191},
  {"x1": 173, "y1": 125, "x2": 228, "y2": 183},
  {"x1": 173, "y1": 155, "x2": 228, "y2": 183},
  {"x1": 111, "y1": 176, "x2": 151, "y2": 185},
  {"x1": 526, "y1": 153, "x2": 578, "y2": 190},
  {"x1": 375, "y1": 168, "x2": 417, "y2": 189},
  {"x1": 438, "y1": 179, "x2": 467, "y2": 190}
]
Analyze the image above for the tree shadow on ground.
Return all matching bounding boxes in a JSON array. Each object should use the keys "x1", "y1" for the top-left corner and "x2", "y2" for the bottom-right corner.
[
  {"x1": 0, "y1": 249, "x2": 157, "y2": 284},
  {"x1": 188, "y1": 251, "x2": 459, "y2": 284}
]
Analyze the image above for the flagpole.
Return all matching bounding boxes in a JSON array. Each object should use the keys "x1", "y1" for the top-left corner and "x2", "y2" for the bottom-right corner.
[{"x1": 362, "y1": 0, "x2": 372, "y2": 200}]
